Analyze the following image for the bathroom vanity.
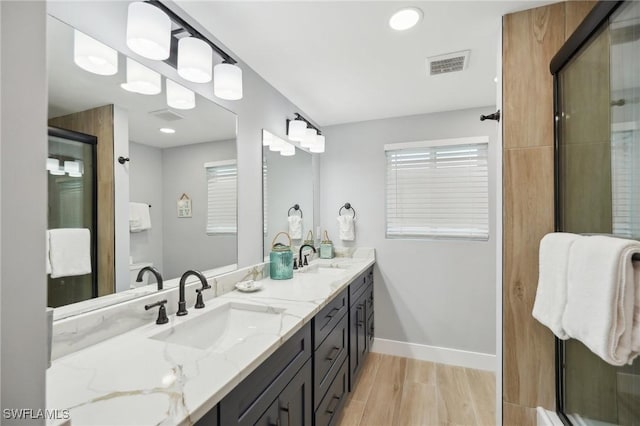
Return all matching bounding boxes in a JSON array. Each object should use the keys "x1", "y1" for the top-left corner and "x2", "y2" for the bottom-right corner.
[{"x1": 47, "y1": 252, "x2": 375, "y2": 425}]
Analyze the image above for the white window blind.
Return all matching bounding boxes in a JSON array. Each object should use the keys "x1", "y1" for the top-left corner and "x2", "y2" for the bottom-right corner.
[
  {"x1": 385, "y1": 137, "x2": 489, "y2": 240},
  {"x1": 611, "y1": 130, "x2": 640, "y2": 238},
  {"x1": 205, "y1": 160, "x2": 237, "y2": 234}
]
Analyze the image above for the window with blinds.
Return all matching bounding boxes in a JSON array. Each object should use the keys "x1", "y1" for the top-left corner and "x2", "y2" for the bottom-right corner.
[
  {"x1": 611, "y1": 130, "x2": 640, "y2": 238},
  {"x1": 385, "y1": 137, "x2": 489, "y2": 240},
  {"x1": 205, "y1": 160, "x2": 237, "y2": 234}
]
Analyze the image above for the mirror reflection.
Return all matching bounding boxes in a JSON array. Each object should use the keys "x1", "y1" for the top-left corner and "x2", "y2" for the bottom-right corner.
[
  {"x1": 47, "y1": 16, "x2": 238, "y2": 310},
  {"x1": 262, "y1": 130, "x2": 314, "y2": 257}
]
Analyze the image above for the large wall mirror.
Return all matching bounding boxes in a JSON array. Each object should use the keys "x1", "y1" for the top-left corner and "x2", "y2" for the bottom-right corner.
[
  {"x1": 47, "y1": 14, "x2": 238, "y2": 315},
  {"x1": 262, "y1": 130, "x2": 314, "y2": 257}
]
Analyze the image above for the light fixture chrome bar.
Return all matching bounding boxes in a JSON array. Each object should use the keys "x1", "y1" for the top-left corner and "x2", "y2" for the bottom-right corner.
[{"x1": 147, "y1": 0, "x2": 237, "y2": 65}]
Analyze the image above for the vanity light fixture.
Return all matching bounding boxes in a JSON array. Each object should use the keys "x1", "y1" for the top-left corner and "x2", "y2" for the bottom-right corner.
[
  {"x1": 389, "y1": 7, "x2": 423, "y2": 31},
  {"x1": 301, "y1": 128, "x2": 318, "y2": 149},
  {"x1": 126, "y1": 1, "x2": 172, "y2": 60},
  {"x1": 269, "y1": 136, "x2": 284, "y2": 152},
  {"x1": 310, "y1": 134, "x2": 325, "y2": 153},
  {"x1": 287, "y1": 117, "x2": 307, "y2": 142},
  {"x1": 121, "y1": 58, "x2": 162, "y2": 95},
  {"x1": 286, "y1": 113, "x2": 324, "y2": 153},
  {"x1": 166, "y1": 79, "x2": 196, "y2": 110},
  {"x1": 64, "y1": 160, "x2": 84, "y2": 178},
  {"x1": 160, "y1": 127, "x2": 176, "y2": 134},
  {"x1": 47, "y1": 158, "x2": 65, "y2": 176},
  {"x1": 146, "y1": 1, "x2": 244, "y2": 101},
  {"x1": 214, "y1": 62, "x2": 243, "y2": 100},
  {"x1": 73, "y1": 30, "x2": 118, "y2": 76},
  {"x1": 280, "y1": 142, "x2": 295, "y2": 156},
  {"x1": 178, "y1": 37, "x2": 213, "y2": 83}
]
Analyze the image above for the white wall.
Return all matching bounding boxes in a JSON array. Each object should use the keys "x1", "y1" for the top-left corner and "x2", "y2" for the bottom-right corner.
[
  {"x1": 129, "y1": 142, "x2": 164, "y2": 274},
  {"x1": 1, "y1": 1, "x2": 47, "y2": 423},
  {"x1": 162, "y1": 140, "x2": 237, "y2": 278},
  {"x1": 320, "y1": 106, "x2": 498, "y2": 357}
]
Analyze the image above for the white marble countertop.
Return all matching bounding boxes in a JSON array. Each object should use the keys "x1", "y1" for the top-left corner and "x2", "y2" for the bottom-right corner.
[{"x1": 47, "y1": 253, "x2": 374, "y2": 426}]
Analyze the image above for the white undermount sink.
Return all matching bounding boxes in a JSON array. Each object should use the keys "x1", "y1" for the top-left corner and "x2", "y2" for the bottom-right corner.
[
  {"x1": 150, "y1": 302, "x2": 285, "y2": 351},
  {"x1": 299, "y1": 263, "x2": 351, "y2": 275}
]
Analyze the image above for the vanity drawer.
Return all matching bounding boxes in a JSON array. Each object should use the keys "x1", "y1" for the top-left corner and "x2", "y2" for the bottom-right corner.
[
  {"x1": 314, "y1": 313, "x2": 348, "y2": 409},
  {"x1": 219, "y1": 323, "x2": 311, "y2": 426},
  {"x1": 348, "y1": 266, "x2": 373, "y2": 306},
  {"x1": 314, "y1": 358, "x2": 348, "y2": 426},
  {"x1": 314, "y1": 289, "x2": 347, "y2": 349}
]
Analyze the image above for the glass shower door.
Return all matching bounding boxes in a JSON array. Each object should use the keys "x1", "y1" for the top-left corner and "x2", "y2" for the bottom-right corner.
[
  {"x1": 47, "y1": 127, "x2": 97, "y2": 307},
  {"x1": 556, "y1": 1, "x2": 640, "y2": 424}
]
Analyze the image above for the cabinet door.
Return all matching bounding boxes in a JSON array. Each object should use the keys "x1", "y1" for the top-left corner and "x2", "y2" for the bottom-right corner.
[
  {"x1": 349, "y1": 298, "x2": 367, "y2": 388},
  {"x1": 255, "y1": 400, "x2": 280, "y2": 426},
  {"x1": 278, "y1": 359, "x2": 313, "y2": 426}
]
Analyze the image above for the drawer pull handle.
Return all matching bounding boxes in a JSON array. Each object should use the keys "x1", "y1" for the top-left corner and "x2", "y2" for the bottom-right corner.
[
  {"x1": 326, "y1": 395, "x2": 341, "y2": 414},
  {"x1": 326, "y1": 346, "x2": 341, "y2": 361},
  {"x1": 326, "y1": 307, "x2": 340, "y2": 319}
]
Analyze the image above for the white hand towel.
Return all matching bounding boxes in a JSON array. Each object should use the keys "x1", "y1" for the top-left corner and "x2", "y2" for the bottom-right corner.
[
  {"x1": 129, "y1": 202, "x2": 151, "y2": 232},
  {"x1": 288, "y1": 215, "x2": 302, "y2": 239},
  {"x1": 46, "y1": 231, "x2": 52, "y2": 275},
  {"x1": 532, "y1": 232, "x2": 581, "y2": 339},
  {"x1": 562, "y1": 235, "x2": 640, "y2": 366},
  {"x1": 631, "y1": 258, "x2": 640, "y2": 355},
  {"x1": 49, "y1": 228, "x2": 92, "y2": 279},
  {"x1": 337, "y1": 215, "x2": 355, "y2": 241}
]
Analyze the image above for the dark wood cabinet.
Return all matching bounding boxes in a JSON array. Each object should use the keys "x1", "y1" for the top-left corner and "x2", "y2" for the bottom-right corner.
[
  {"x1": 201, "y1": 265, "x2": 374, "y2": 426},
  {"x1": 349, "y1": 266, "x2": 374, "y2": 390},
  {"x1": 219, "y1": 324, "x2": 312, "y2": 426}
]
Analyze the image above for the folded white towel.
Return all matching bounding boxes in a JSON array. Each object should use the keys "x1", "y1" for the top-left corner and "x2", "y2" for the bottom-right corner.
[
  {"x1": 130, "y1": 202, "x2": 151, "y2": 232},
  {"x1": 46, "y1": 231, "x2": 52, "y2": 275},
  {"x1": 49, "y1": 228, "x2": 92, "y2": 279},
  {"x1": 337, "y1": 215, "x2": 355, "y2": 241},
  {"x1": 288, "y1": 215, "x2": 302, "y2": 240},
  {"x1": 532, "y1": 232, "x2": 581, "y2": 339},
  {"x1": 632, "y1": 259, "x2": 640, "y2": 355},
  {"x1": 562, "y1": 235, "x2": 640, "y2": 366}
]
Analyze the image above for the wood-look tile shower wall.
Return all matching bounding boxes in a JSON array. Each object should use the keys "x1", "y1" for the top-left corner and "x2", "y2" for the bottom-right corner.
[{"x1": 502, "y1": 1, "x2": 596, "y2": 424}]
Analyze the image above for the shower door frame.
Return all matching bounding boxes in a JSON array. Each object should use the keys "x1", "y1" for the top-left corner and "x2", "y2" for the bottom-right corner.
[
  {"x1": 550, "y1": 1, "x2": 625, "y2": 424},
  {"x1": 48, "y1": 125, "x2": 99, "y2": 299}
]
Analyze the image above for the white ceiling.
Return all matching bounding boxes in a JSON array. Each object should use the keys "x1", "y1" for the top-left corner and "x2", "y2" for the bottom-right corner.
[
  {"x1": 47, "y1": 15, "x2": 236, "y2": 149},
  {"x1": 177, "y1": 0, "x2": 555, "y2": 126}
]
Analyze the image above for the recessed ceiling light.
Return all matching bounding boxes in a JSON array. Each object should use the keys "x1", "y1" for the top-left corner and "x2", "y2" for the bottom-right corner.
[
  {"x1": 159, "y1": 128, "x2": 175, "y2": 134},
  {"x1": 389, "y1": 7, "x2": 423, "y2": 31}
]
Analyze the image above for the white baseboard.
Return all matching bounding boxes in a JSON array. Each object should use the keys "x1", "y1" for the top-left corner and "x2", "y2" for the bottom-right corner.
[{"x1": 371, "y1": 338, "x2": 496, "y2": 372}]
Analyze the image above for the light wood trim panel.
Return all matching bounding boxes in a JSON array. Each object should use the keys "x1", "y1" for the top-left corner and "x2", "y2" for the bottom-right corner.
[
  {"x1": 49, "y1": 105, "x2": 115, "y2": 297},
  {"x1": 503, "y1": 147, "x2": 556, "y2": 409},
  {"x1": 565, "y1": 1, "x2": 598, "y2": 39},
  {"x1": 503, "y1": 2, "x2": 565, "y2": 150},
  {"x1": 504, "y1": 402, "x2": 537, "y2": 426}
]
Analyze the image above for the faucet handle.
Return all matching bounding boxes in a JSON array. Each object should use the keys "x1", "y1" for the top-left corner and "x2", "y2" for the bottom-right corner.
[
  {"x1": 195, "y1": 289, "x2": 205, "y2": 309},
  {"x1": 144, "y1": 299, "x2": 169, "y2": 325},
  {"x1": 303, "y1": 254, "x2": 310, "y2": 266}
]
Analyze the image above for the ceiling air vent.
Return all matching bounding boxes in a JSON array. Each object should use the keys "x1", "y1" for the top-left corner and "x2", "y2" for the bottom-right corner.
[
  {"x1": 149, "y1": 109, "x2": 185, "y2": 122},
  {"x1": 427, "y1": 50, "x2": 470, "y2": 76}
]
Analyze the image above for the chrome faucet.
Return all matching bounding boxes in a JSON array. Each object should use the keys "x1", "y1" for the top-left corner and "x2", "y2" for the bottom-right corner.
[
  {"x1": 177, "y1": 270, "x2": 210, "y2": 316},
  {"x1": 298, "y1": 244, "x2": 316, "y2": 268},
  {"x1": 136, "y1": 266, "x2": 164, "y2": 290}
]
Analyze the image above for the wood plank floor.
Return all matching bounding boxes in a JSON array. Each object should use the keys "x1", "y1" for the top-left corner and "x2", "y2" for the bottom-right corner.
[{"x1": 337, "y1": 353, "x2": 496, "y2": 426}]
